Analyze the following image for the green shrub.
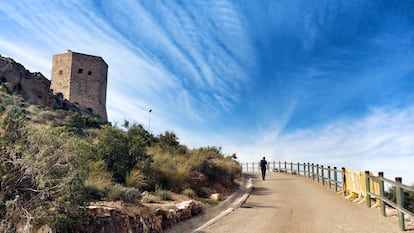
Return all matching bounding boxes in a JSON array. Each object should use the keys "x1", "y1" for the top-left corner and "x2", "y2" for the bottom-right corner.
[
  {"x1": 182, "y1": 188, "x2": 196, "y2": 198},
  {"x1": 96, "y1": 125, "x2": 151, "y2": 184},
  {"x1": 194, "y1": 146, "x2": 224, "y2": 159},
  {"x1": 120, "y1": 187, "x2": 141, "y2": 203},
  {"x1": 70, "y1": 113, "x2": 103, "y2": 129},
  {"x1": 107, "y1": 184, "x2": 140, "y2": 203},
  {"x1": 156, "y1": 189, "x2": 172, "y2": 201},
  {"x1": 141, "y1": 194, "x2": 158, "y2": 203},
  {"x1": 0, "y1": 103, "x2": 5, "y2": 114},
  {"x1": 195, "y1": 187, "x2": 210, "y2": 198},
  {"x1": 385, "y1": 185, "x2": 414, "y2": 212},
  {"x1": 158, "y1": 131, "x2": 180, "y2": 151},
  {"x1": 84, "y1": 185, "x2": 107, "y2": 201},
  {"x1": 107, "y1": 184, "x2": 123, "y2": 201}
]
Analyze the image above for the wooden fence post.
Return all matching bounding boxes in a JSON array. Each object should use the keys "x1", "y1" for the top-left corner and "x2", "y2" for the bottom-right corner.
[
  {"x1": 303, "y1": 163, "x2": 306, "y2": 178},
  {"x1": 290, "y1": 162, "x2": 293, "y2": 175},
  {"x1": 273, "y1": 161, "x2": 275, "y2": 172},
  {"x1": 395, "y1": 177, "x2": 405, "y2": 231},
  {"x1": 297, "y1": 162, "x2": 300, "y2": 176},
  {"x1": 342, "y1": 167, "x2": 346, "y2": 196},
  {"x1": 279, "y1": 161, "x2": 281, "y2": 173},
  {"x1": 328, "y1": 166, "x2": 331, "y2": 189},
  {"x1": 334, "y1": 167, "x2": 338, "y2": 192},
  {"x1": 365, "y1": 171, "x2": 371, "y2": 208},
  {"x1": 321, "y1": 165, "x2": 324, "y2": 185},
  {"x1": 379, "y1": 172, "x2": 386, "y2": 217},
  {"x1": 284, "y1": 161, "x2": 287, "y2": 174},
  {"x1": 308, "y1": 163, "x2": 311, "y2": 179},
  {"x1": 312, "y1": 163, "x2": 315, "y2": 180},
  {"x1": 316, "y1": 164, "x2": 320, "y2": 183}
]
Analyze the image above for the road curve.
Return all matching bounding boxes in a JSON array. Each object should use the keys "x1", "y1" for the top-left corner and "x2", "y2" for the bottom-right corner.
[{"x1": 201, "y1": 172, "x2": 402, "y2": 233}]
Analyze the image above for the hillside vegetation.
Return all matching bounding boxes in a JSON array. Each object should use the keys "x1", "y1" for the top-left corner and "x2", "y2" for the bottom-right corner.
[{"x1": 0, "y1": 86, "x2": 241, "y2": 232}]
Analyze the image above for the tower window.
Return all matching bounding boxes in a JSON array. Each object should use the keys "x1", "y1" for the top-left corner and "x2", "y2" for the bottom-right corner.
[
  {"x1": 78, "y1": 68, "x2": 83, "y2": 73},
  {"x1": 59, "y1": 70, "x2": 63, "y2": 75},
  {"x1": 88, "y1": 71, "x2": 92, "y2": 75}
]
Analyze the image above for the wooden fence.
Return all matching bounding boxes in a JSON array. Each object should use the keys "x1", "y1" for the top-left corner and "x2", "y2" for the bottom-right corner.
[{"x1": 241, "y1": 161, "x2": 414, "y2": 231}]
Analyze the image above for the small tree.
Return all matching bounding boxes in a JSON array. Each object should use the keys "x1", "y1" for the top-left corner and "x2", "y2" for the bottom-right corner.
[
  {"x1": 158, "y1": 131, "x2": 179, "y2": 151},
  {"x1": 127, "y1": 123, "x2": 154, "y2": 147},
  {"x1": 96, "y1": 126, "x2": 133, "y2": 183},
  {"x1": 96, "y1": 125, "x2": 152, "y2": 184}
]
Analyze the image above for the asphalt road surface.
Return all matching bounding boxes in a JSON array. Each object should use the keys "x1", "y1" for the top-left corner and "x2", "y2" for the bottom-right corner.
[{"x1": 200, "y1": 172, "x2": 403, "y2": 233}]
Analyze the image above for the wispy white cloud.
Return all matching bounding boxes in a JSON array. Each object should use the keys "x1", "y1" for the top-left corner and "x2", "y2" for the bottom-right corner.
[
  {"x1": 221, "y1": 105, "x2": 414, "y2": 184},
  {"x1": 0, "y1": 0, "x2": 255, "y2": 129},
  {"x1": 99, "y1": 1, "x2": 254, "y2": 121},
  {"x1": 0, "y1": 40, "x2": 51, "y2": 73},
  {"x1": 2, "y1": 1, "x2": 413, "y2": 186},
  {"x1": 0, "y1": 1, "x2": 181, "y2": 126}
]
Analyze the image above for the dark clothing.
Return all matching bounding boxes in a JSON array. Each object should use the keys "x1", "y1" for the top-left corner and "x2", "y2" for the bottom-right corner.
[{"x1": 260, "y1": 159, "x2": 268, "y2": 180}]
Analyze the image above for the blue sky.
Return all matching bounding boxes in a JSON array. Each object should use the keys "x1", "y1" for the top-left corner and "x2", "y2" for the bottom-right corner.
[{"x1": 1, "y1": 1, "x2": 414, "y2": 183}]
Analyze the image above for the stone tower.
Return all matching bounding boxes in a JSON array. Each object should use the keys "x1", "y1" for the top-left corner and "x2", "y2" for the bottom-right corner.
[{"x1": 50, "y1": 50, "x2": 108, "y2": 121}]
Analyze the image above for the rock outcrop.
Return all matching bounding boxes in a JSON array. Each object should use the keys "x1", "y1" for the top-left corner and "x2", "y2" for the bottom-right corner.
[
  {"x1": 85, "y1": 200, "x2": 203, "y2": 233},
  {"x1": 0, "y1": 56, "x2": 54, "y2": 107},
  {"x1": 24, "y1": 200, "x2": 203, "y2": 233},
  {"x1": 0, "y1": 55, "x2": 102, "y2": 119}
]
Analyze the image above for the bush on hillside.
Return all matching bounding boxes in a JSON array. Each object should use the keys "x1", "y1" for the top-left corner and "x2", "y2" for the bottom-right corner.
[
  {"x1": 107, "y1": 184, "x2": 141, "y2": 203},
  {"x1": 158, "y1": 131, "x2": 180, "y2": 152},
  {"x1": 182, "y1": 188, "x2": 196, "y2": 198},
  {"x1": 125, "y1": 169, "x2": 146, "y2": 188},
  {"x1": 95, "y1": 123, "x2": 154, "y2": 184},
  {"x1": 148, "y1": 152, "x2": 190, "y2": 192},
  {"x1": 0, "y1": 105, "x2": 94, "y2": 232},
  {"x1": 385, "y1": 185, "x2": 414, "y2": 212},
  {"x1": 126, "y1": 122, "x2": 155, "y2": 147}
]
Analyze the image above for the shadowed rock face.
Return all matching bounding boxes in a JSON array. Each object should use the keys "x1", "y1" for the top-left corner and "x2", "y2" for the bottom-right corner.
[
  {"x1": 85, "y1": 201, "x2": 203, "y2": 233},
  {"x1": 0, "y1": 56, "x2": 54, "y2": 107},
  {"x1": 23, "y1": 201, "x2": 203, "y2": 233},
  {"x1": 0, "y1": 55, "x2": 101, "y2": 119}
]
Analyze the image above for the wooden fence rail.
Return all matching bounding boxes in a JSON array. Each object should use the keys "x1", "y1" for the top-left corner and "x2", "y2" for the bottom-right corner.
[
  {"x1": 241, "y1": 161, "x2": 414, "y2": 231},
  {"x1": 365, "y1": 172, "x2": 414, "y2": 230}
]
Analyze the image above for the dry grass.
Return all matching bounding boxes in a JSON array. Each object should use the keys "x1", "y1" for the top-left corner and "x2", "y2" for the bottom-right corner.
[
  {"x1": 125, "y1": 169, "x2": 146, "y2": 188},
  {"x1": 85, "y1": 160, "x2": 114, "y2": 190}
]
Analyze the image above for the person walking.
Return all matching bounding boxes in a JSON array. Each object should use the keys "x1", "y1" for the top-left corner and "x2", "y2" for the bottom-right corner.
[{"x1": 260, "y1": 156, "x2": 268, "y2": 180}]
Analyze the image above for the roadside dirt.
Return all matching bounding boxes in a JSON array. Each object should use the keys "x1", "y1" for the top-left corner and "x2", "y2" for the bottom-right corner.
[
  {"x1": 166, "y1": 174, "x2": 252, "y2": 233},
  {"x1": 201, "y1": 172, "x2": 413, "y2": 233}
]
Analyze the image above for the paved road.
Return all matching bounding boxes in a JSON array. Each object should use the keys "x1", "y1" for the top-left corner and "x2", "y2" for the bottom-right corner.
[{"x1": 201, "y1": 172, "x2": 402, "y2": 233}]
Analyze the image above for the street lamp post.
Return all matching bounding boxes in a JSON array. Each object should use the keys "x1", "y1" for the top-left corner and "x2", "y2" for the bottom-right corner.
[{"x1": 148, "y1": 109, "x2": 152, "y2": 131}]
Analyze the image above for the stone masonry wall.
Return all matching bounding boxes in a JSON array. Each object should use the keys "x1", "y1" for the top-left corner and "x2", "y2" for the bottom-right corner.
[
  {"x1": 51, "y1": 50, "x2": 108, "y2": 121},
  {"x1": 50, "y1": 51, "x2": 72, "y2": 99}
]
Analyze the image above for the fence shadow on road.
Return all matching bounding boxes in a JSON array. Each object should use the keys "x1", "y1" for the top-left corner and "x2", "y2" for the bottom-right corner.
[
  {"x1": 241, "y1": 186, "x2": 280, "y2": 209},
  {"x1": 251, "y1": 186, "x2": 272, "y2": 196},
  {"x1": 241, "y1": 203, "x2": 279, "y2": 209}
]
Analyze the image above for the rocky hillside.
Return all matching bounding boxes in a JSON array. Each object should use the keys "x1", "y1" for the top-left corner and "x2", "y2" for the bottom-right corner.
[
  {"x1": 0, "y1": 55, "x2": 241, "y2": 233},
  {"x1": 0, "y1": 55, "x2": 101, "y2": 119}
]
